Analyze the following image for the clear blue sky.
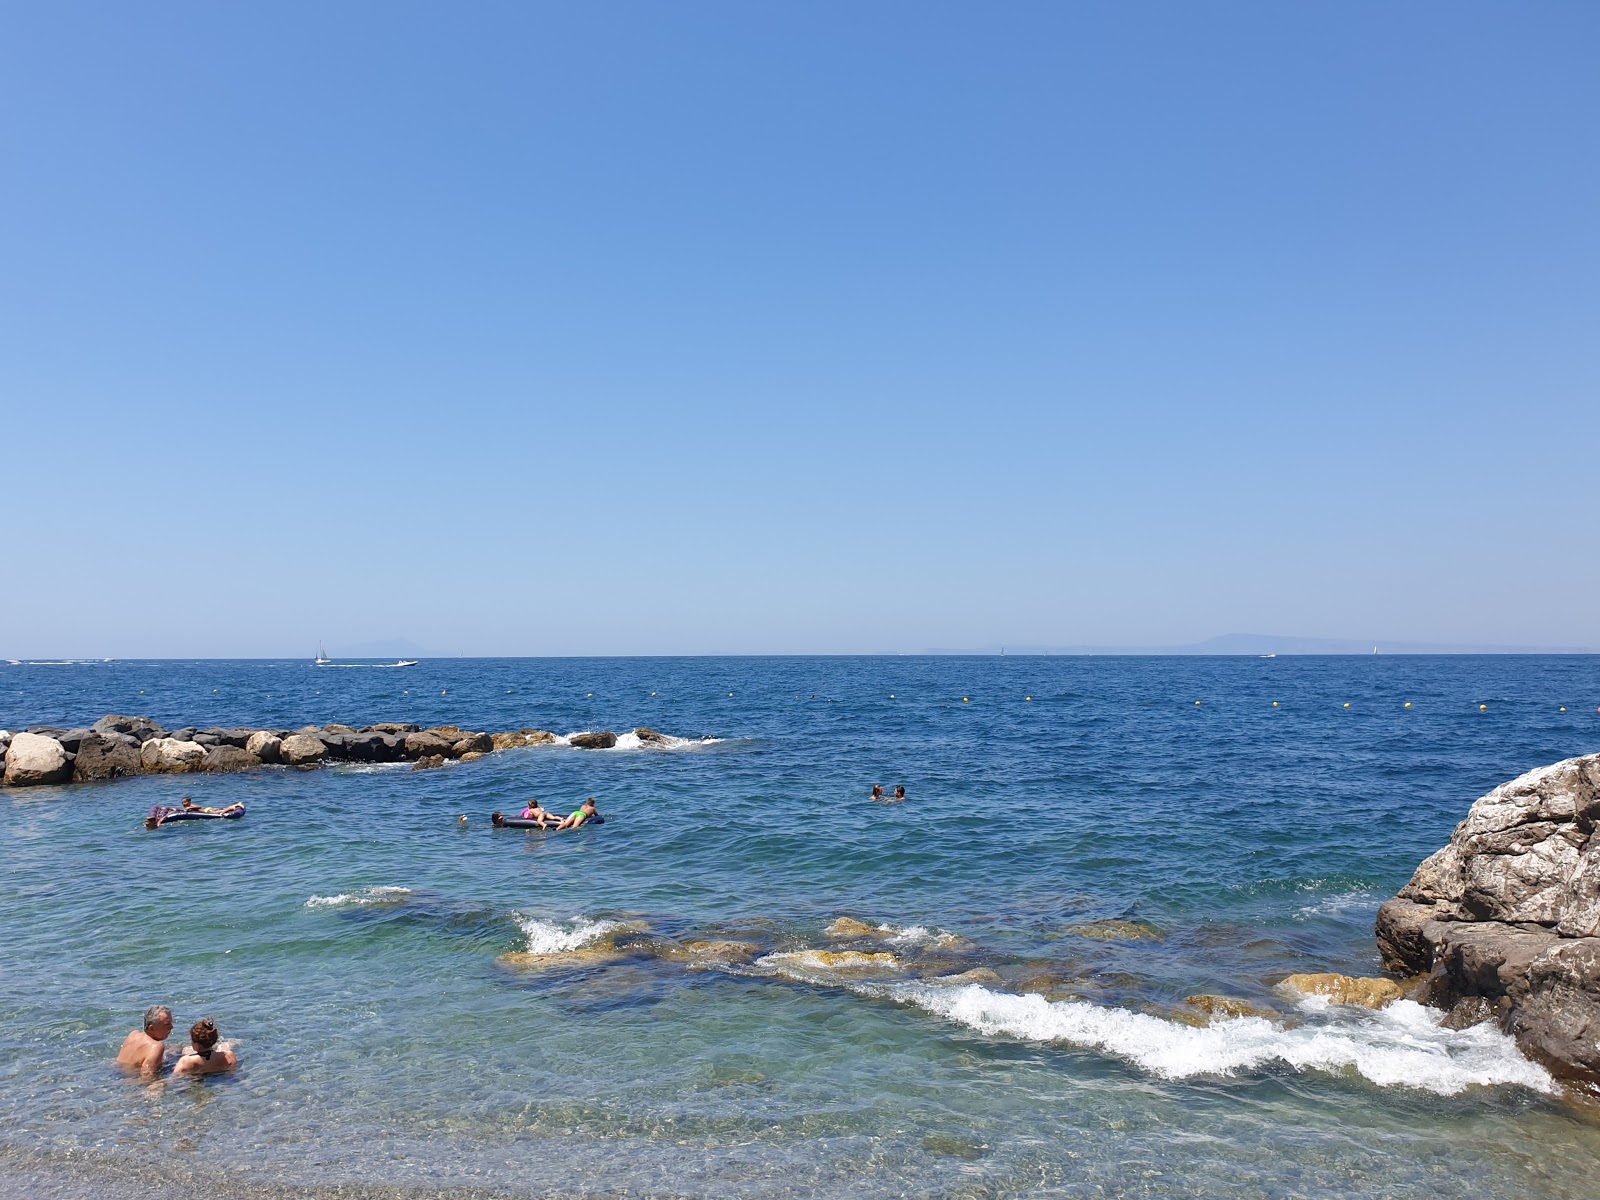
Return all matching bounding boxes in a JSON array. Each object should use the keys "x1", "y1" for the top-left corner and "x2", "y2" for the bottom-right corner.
[{"x1": 2, "y1": 2, "x2": 1595, "y2": 656}]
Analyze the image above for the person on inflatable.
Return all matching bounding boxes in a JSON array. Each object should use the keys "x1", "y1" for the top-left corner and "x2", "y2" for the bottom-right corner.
[
  {"x1": 555, "y1": 797, "x2": 600, "y2": 830},
  {"x1": 519, "y1": 799, "x2": 561, "y2": 829}
]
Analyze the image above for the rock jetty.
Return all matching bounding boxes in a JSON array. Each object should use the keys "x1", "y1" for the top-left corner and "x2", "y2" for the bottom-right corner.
[
  {"x1": 1375, "y1": 753, "x2": 1600, "y2": 1088},
  {"x1": 0, "y1": 716, "x2": 650, "y2": 787}
]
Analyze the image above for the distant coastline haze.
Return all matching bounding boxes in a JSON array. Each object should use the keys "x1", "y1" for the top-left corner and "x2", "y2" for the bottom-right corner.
[{"x1": 2, "y1": 3, "x2": 1594, "y2": 658}]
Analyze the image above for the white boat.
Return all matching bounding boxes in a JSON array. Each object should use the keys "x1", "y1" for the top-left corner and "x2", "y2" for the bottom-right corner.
[
  {"x1": 393, "y1": 660, "x2": 418, "y2": 668},
  {"x1": 315, "y1": 643, "x2": 332, "y2": 666}
]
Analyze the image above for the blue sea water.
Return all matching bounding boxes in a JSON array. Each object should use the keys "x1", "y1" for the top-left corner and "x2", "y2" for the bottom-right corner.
[{"x1": 1, "y1": 654, "x2": 1598, "y2": 1198}]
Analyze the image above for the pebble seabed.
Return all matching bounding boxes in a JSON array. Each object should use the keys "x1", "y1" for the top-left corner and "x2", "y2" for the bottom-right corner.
[{"x1": 3, "y1": 655, "x2": 1600, "y2": 1198}]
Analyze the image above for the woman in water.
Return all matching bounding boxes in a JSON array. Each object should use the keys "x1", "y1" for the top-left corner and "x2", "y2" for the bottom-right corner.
[
  {"x1": 519, "y1": 799, "x2": 560, "y2": 829},
  {"x1": 171, "y1": 1018, "x2": 237, "y2": 1078}
]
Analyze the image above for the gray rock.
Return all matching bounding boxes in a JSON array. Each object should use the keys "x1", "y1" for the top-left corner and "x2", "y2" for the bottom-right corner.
[
  {"x1": 569, "y1": 731, "x2": 618, "y2": 750},
  {"x1": 91, "y1": 715, "x2": 166, "y2": 744},
  {"x1": 411, "y1": 754, "x2": 446, "y2": 771},
  {"x1": 366, "y1": 723, "x2": 420, "y2": 734},
  {"x1": 245, "y1": 731, "x2": 282, "y2": 763},
  {"x1": 192, "y1": 732, "x2": 222, "y2": 748},
  {"x1": 54, "y1": 728, "x2": 92, "y2": 753},
  {"x1": 339, "y1": 732, "x2": 405, "y2": 763},
  {"x1": 201, "y1": 746, "x2": 262, "y2": 773},
  {"x1": 1377, "y1": 753, "x2": 1600, "y2": 1086},
  {"x1": 139, "y1": 738, "x2": 208, "y2": 774},
  {"x1": 3, "y1": 732, "x2": 72, "y2": 786},
  {"x1": 72, "y1": 734, "x2": 144, "y2": 782},
  {"x1": 279, "y1": 733, "x2": 327, "y2": 766},
  {"x1": 201, "y1": 727, "x2": 256, "y2": 749},
  {"x1": 168, "y1": 728, "x2": 198, "y2": 744}
]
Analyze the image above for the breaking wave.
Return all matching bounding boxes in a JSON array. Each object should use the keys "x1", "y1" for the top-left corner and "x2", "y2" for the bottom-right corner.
[
  {"x1": 513, "y1": 913, "x2": 626, "y2": 954},
  {"x1": 894, "y1": 985, "x2": 1553, "y2": 1096},
  {"x1": 305, "y1": 886, "x2": 413, "y2": 909}
]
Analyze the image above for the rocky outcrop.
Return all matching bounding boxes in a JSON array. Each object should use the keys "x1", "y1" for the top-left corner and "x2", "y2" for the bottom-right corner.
[
  {"x1": 139, "y1": 738, "x2": 208, "y2": 774},
  {"x1": 72, "y1": 733, "x2": 144, "y2": 782},
  {"x1": 3, "y1": 712, "x2": 692, "y2": 786},
  {"x1": 1375, "y1": 753, "x2": 1600, "y2": 1086},
  {"x1": 4, "y1": 732, "x2": 72, "y2": 786},
  {"x1": 1278, "y1": 972, "x2": 1404, "y2": 1008}
]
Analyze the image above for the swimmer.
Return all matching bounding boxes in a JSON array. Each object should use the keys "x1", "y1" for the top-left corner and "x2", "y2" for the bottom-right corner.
[
  {"x1": 887, "y1": 785, "x2": 907, "y2": 804},
  {"x1": 870, "y1": 784, "x2": 885, "y2": 803},
  {"x1": 555, "y1": 797, "x2": 600, "y2": 830},
  {"x1": 115, "y1": 1005, "x2": 173, "y2": 1080},
  {"x1": 171, "y1": 1018, "x2": 237, "y2": 1078}
]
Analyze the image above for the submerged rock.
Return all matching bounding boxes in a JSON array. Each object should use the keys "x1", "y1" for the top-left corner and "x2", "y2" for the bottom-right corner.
[
  {"x1": 3, "y1": 732, "x2": 72, "y2": 786},
  {"x1": 1278, "y1": 973, "x2": 1404, "y2": 1008},
  {"x1": 1375, "y1": 753, "x2": 1600, "y2": 1085},
  {"x1": 1182, "y1": 994, "x2": 1279, "y2": 1022},
  {"x1": 825, "y1": 917, "x2": 881, "y2": 939},
  {"x1": 1063, "y1": 919, "x2": 1166, "y2": 942}
]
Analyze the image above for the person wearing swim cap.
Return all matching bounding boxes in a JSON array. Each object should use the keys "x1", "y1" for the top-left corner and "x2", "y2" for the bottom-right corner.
[{"x1": 171, "y1": 1018, "x2": 237, "y2": 1077}]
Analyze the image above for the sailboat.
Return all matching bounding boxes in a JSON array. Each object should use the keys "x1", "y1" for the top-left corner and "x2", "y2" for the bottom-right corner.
[{"x1": 315, "y1": 643, "x2": 332, "y2": 666}]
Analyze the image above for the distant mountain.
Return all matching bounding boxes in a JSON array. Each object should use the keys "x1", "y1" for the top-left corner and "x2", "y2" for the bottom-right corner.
[{"x1": 927, "y1": 633, "x2": 1595, "y2": 655}]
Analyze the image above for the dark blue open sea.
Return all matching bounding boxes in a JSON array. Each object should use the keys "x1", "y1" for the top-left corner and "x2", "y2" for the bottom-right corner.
[{"x1": 2, "y1": 655, "x2": 1598, "y2": 1198}]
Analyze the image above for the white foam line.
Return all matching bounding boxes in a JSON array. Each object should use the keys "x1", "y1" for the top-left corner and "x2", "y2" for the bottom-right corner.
[
  {"x1": 891, "y1": 984, "x2": 1553, "y2": 1096},
  {"x1": 305, "y1": 886, "x2": 413, "y2": 909}
]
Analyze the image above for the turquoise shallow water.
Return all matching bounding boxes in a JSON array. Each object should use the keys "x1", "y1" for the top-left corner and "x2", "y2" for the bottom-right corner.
[{"x1": 2, "y1": 655, "x2": 1599, "y2": 1198}]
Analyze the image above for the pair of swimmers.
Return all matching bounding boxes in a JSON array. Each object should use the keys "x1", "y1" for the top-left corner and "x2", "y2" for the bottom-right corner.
[
  {"x1": 508, "y1": 796, "x2": 600, "y2": 829},
  {"x1": 870, "y1": 784, "x2": 907, "y2": 804},
  {"x1": 115, "y1": 1005, "x2": 237, "y2": 1081}
]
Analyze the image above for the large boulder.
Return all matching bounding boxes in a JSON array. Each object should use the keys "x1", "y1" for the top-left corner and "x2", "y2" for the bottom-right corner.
[
  {"x1": 404, "y1": 730, "x2": 455, "y2": 759},
  {"x1": 451, "y1": 732, "x2": 492, "y2": 756},
  {"x1": 279, "y1": 733, "x2": 327, "y2": 766},
  {"x1": 338, "y1": 732, "x2": 406, "y2": 763},
  {"x1": 3, "y1": 732, "x2": 72, "y2": 786},
  {"x1": 200, "y1": 727, "x2": 256, "y2": 749},
  {"x1": 245, "y1": 731, "x2": 283, "y2": 763},
  {"x1": 201, "y1": 746, "x2": 262, "y2": 773},
  {"x1": 72, "y1": 733, "x2": 145, "y2": 782},
  {"x1": 139, "y1": 738, "x2": 208, "y2": 774},
  {"x1": 91, "y1": 715, "x2": 166, "y2": 743},
  {"x1": 569, "y1": 731, "x2": 617, "y2": 750},
  {"x1": 1376, "y1": 753, "x2": 1600, "y2": 1085}
]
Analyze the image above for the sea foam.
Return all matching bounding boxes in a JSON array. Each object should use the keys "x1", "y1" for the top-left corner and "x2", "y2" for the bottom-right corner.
[
  {"x1": 894, "y1": 984, "x2": 1553, "y2": 1096},
  {"x1": 513, "y1": 913, "x2": 625, "y2": 954},
  {"x1": 305, "y1": 886, "x2": 413, "y2": 909}
]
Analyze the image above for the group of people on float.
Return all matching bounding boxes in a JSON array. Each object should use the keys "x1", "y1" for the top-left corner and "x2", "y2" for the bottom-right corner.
[
  {"x1": 493, "y1": 795, "x2": 600, "y2": 830},
  {"x1": 116, "y1": 1005, "x2": 237, "y2": 1081}
]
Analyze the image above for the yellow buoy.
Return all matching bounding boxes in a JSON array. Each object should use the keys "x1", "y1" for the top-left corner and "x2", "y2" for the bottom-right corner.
[
  {"x1": 587, "y1": 693, "x2": 593, "y2": 698},
  {"x1": 213, "y1": 688, "x2": 218, "y2": 693},
  {"x1": 1559, "y1": 706, "x2": 1566, "y2": 712},
  {"x1": 1343, "y1": 703, "x2": 1350, "y2": 709},
  {"x1": 1404, "y1": 702, "x2": 1411, "y2": 708},
  {"x1": 1194, "y1": 700, "x2": 1200, "y2": 706},
  {"x1": 1025, "y1": 696, "x2": 1031, "y2": 701},
  {"x1": 963, "y1": 697, "x2": 969, "y2": 703},
  {"x1": 1272, "y1": 701, "x2": 1278, "y2": 707},
  {"x1": 1480, "y1": 704, "x2": 1487, "y2": 711}
]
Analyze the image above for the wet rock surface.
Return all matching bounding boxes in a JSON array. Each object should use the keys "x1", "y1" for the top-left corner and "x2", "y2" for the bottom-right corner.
[{"x1": 1375, "y1": 753, "x2": 1600, "y2": 1086}]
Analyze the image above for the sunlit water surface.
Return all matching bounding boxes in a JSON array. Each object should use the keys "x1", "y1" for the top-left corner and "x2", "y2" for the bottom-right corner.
[{"x1": 2, "y1": 656, "x2": 1598, "y2": 1197}]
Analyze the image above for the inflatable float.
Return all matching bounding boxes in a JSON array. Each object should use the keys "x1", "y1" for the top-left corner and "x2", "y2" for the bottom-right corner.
[
  {"x1": 491, "y1": 811, "x2": 604, "y2": 829},
  {"x1": 146, "y1": 803, "x2": 246, "y2": 828}
]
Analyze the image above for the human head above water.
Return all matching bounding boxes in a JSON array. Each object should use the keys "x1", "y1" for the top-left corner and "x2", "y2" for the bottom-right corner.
[
  {"x1": 144, "y1": 1005, "x2": 173, "y2": 1036},
  {"x1": 189, "y1": 1018, "x2": 219, "y2": 1051},
  {"x1": 894, "y1": 786, "x2": 906, "y2": 799},
  {"x1": 871, "y1": 784, "x2": 883, "y2": 798}
]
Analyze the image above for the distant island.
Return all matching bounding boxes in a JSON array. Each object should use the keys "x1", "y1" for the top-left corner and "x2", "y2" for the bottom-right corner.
[{"x1": 927, "y1": 634, "x2": 1596, "y2": 656}]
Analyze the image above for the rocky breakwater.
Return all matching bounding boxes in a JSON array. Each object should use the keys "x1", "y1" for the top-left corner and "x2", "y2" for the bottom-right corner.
[
  {"x1": 1375, "y1": 753, "x2": 1600, "y2": 1088},
  {"x1": 0, "y1": 716, "x2": 658, "y2": 788}
]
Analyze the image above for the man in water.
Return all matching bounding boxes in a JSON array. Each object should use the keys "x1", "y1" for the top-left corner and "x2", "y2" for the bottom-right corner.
[{"x1": 115, "y1": 1005, "x2": 173, "y2": 1079}]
